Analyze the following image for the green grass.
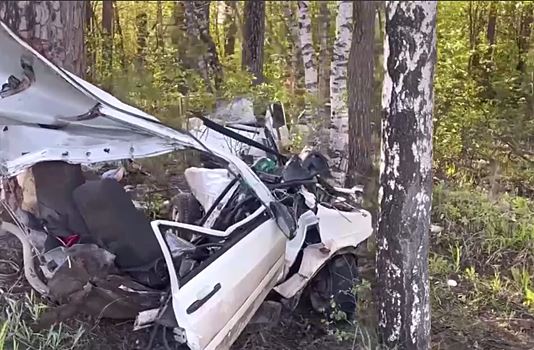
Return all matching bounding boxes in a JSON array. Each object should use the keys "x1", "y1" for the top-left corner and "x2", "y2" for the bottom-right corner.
[
  {"x1": 429, "y1": 184, "x2": 534, "y2": 349},
  {"x1": 0, "y1": 292, "x2": 89, "y2": 350}
]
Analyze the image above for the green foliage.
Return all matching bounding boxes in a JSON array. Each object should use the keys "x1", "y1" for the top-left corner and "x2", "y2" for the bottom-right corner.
[
  {"x1": 431, "y1": 184, "x2": 534, "y2": 309},
  {"x1": 435, "y1": 1, "x2": 534, "y2": 191},
  {"x1": 86, "y1": 0, "x2": 306, "y2": 132},
  {"x1": 0, "y1": 293, "x2": 88, "y2": 350}
]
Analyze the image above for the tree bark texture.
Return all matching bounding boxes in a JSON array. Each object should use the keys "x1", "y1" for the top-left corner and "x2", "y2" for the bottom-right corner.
[
  {"x1": 223, "y1": 1, "x2": 237, "y2": 57},
  {"x1": 156, "y1": 0, "x2": 164, "y2": 52},
  {"x1": 346, "y1": 1, "x2": 375, "y2": 187},
  {"x1": 102, "y1": 0, "x2": 114, "y2": 77},
  {"x1": 318, "y1": 1, "x2": 331, "y2": 106},
  {"x1": 328, "y1": 0, "x2": 353, "y2": 184},
  {"x1": 317, "y1": 1, "x2": 331, "y2": 152},
  {"x1": 283, "y1": 1, "x2": 302, "y2": 94},
  {"x1": 85, "y1": 1, "x2": 96, "y2": 80},
  {"x1": 297, "y1": 1, "x2": 318, "y2": 96},
  {"x1": 183, "y1": 0, "x2": 223, "y2": 92},
  {"x1": 136, "y1": 12, "x2": 148, "y2": 66},
  {"x1": 517, "y1": 2, "x2": 533, "y2": 73},
  {"x1": 485, "y1": 2, "x2": 497, "y2": 62},
  {"x1": 377, "y1": 2, "x2": 436, "y2": 349},
  {"x1": 0, "y1": 0, "x2": 86, "y2": 76},
  {"x1": 113, "y1": 1, "x2": 126, "y2": 71},
  {"x1": 242, "y1": 0, "x2": 265, "y2": 85}
]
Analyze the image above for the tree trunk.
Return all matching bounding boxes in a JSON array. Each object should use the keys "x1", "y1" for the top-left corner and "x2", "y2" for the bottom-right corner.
[
  {"x1": 346, "y1": 2, "x2": 375, "y2": 187},
  {"x1": 283, "y1": 1, "x2": 302, "y2": 94},
  {"x1": 480, "y1": 2, "x2": 497, "y2": 99},
  {"x1": 467, "y1": 2, "x2": 486, "y2": 74},
  {"x1": 85, "y1": 1, "x2": 96, "y2": 80},
  {"x1": 156, "y1": 0, "x2": 164, "y2": 53},
  {"x1": 0, "y1": 1, "x2": 86, "y2": 76},
  {"x1": 517, "y1": 3, "x2": 533, "y2": 73},
  {"x1": 318, "y1": 1, "x2": 330, "y2": 106},
  {"x1": 102, "y1": 0, "x2": 113, "y2": 71},
  {"x1": 486, "y1": 2, "x2": 497, "y2": 62},
  {"x1": 172, "y1": 1, "x2": 187, "y2": 61},
  {"x1": 136, "y1": 12, "x2": 148, "y2": 66},
  {"x1": 101, "y1": 0, "x2": 113, "y2": 90},
  {"x1": 183, "y1": 1, "x2": 223, "y2": 92},
  {"x1": 328, "y1": 1, "x2": 353, "y2": 184},
  {"x1": 297, "y1": 1, "x2": 318, "y2": 96},
  {"x1": 377, "y1": 2, "x2": 436, "y2": 349},
  {"x1": 223, "y1": 1, "x2": 237, "y2": 57},
  {"x1": 317, "y1": 1, "x2": 331, "y2": 151},
  {"x1": 113, "y1": 1, "x2": 126, "y2": 72},
  {"x1": 242, "y1": 0, "x2": 265, "y2": 85}
]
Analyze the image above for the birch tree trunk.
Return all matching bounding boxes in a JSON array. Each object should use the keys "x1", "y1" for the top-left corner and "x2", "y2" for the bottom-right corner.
[
  {"x1": 0, "y1": 1, "x2": 86, "y2": 76},
  {"x1": 328, "y1": 1, "x2": 353, "y2": 184},
  {"x1": 297, "y1": 1, "x2": 317, "y2": 95},
  {"x1": 242, "y1": 0, "x2": 265, "y2": 85},
  {"x1": 283, "y1": 1, "x2": 302, "y2": 95},
  {"x1": 377, "y1": 2, "x2": 436, "y2": 349},
  {"x1": 346, "y1": 1, "x2": 375, "y2": 187},
  {"x1": 318, "y1": 2, "x2": 330, "y2": 106},
  {"x1": 317, "y1": 1, "x2": 331, "y2": 151}
]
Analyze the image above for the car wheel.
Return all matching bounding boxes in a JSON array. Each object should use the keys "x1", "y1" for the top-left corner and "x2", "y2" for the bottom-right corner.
[{"x1": 308, "y1": 253, "x2": 359, "y2": 319}]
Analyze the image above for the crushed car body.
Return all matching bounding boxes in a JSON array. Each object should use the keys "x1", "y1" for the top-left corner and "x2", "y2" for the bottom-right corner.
[{"x1": 0, "y1": 21, "x2": 372, "y2": 350}]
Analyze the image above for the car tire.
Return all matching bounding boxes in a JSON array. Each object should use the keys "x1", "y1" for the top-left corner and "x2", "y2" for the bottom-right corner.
[{"x1": 308, "y1": 253, "x2": 359, "y2": 319}]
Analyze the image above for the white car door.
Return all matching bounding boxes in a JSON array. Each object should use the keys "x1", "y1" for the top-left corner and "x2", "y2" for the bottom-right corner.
[{"x1": 151, "y1": 207, "x2": 287, "y2": 350}]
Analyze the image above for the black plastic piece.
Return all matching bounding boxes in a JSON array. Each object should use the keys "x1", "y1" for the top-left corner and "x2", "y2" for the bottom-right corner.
[
  {"x1": 199, "y1": 116, "x2": 286, "y2": 163},
  {"x1": 186, "y1": 283, "x2": 221, "y2": 314}
]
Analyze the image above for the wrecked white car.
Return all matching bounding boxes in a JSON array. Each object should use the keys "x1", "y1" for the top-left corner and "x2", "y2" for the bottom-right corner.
[{"x1": 0, "y1": 22, "x2": 372, "y2": 350}]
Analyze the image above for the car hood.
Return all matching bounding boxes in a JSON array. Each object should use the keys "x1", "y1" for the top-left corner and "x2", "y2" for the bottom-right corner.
[{"x1": 0, "y1": 21, "x2": 274, "y2": 204}]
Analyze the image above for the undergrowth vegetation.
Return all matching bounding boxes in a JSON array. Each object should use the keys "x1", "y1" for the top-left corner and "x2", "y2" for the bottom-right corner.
[
  {"x1": 0, "y1": 292, "x2": 89, "y2": 350},
  {"x1": 431, "y1": 184, "x2": 533, "y2": 309},
  {"x1": 429, "y1": 184, "x2": 534, "y2": 349}
]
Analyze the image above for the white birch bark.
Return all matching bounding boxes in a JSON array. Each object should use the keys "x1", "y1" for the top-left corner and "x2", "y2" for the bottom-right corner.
[
  {"x1": 376, "y1": 2, "x2": 437, "y2": 348},
  {"x1": 297, "y1": 1, "x2": 317, "y2": 96},
  {"x1": 328, "y1": 1, "x2": 353, "y2": 184},
  {"x1": 283, "y1": 1, "x2": 301, "y2": 94}
]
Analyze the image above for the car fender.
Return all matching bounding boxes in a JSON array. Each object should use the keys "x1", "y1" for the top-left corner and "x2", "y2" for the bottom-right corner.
[{"x1": 274, "y1": 204, "x2": 372, "y2": 299}]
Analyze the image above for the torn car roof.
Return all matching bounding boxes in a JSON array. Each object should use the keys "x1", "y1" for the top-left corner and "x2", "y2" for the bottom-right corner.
[{"x1": 0, "y1": 21, "x2": 192, "y2": 176}]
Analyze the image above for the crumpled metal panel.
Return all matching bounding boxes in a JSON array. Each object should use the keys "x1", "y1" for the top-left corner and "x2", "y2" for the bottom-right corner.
[{"x1": 0, "y1": 21, "x2": 186, "y2": 176}]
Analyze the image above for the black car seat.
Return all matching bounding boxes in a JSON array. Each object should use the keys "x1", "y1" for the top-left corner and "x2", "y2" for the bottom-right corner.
[{"x1": 72, "y1": 178, "x2": 167, "y2": 288}]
